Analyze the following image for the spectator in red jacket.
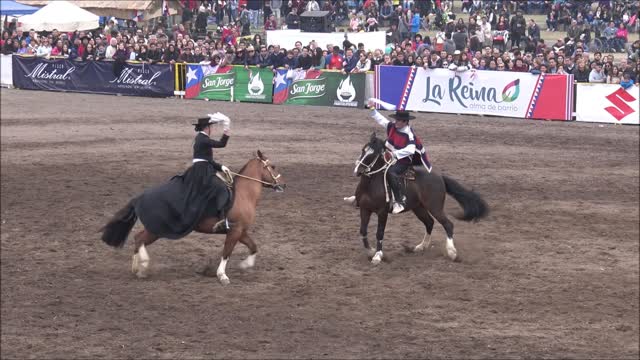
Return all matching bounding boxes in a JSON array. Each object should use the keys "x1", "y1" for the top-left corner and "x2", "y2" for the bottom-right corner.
[{"x1": 326, "y1": 46, "x2": 343, "y2": 70}]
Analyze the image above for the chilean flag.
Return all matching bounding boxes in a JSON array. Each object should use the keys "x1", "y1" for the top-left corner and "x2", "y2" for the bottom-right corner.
[
  {"x1": 185, "y1": 65, "x2": 203, "y2": 98},
  {"x1": 273, "y1": 69, "x2": 291, "y2": 104}
]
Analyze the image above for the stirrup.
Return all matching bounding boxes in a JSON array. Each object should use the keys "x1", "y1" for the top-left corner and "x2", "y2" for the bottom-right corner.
[{"x1": 212, "y1": 218, "x2": 231, "y2": 234}]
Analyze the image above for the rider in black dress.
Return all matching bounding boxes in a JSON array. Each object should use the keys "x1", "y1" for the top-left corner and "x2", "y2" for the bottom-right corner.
[{"x1": 134, "y1": 113, "x2": 233, "y2": 238}]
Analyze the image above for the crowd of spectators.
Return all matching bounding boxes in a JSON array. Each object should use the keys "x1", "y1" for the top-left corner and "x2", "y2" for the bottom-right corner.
[{"x1": 1, "y1": 0, "x2": 639, "y2": 87}]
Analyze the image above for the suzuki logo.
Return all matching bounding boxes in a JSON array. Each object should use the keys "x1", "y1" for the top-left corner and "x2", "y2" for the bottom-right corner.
[{"x1": 605, "y1": 88, "x2": 637, "y2": 121}]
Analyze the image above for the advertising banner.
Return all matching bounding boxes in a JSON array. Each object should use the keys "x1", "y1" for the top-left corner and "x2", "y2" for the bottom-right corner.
[
  {"x1": 273, "y1": 69, "x2": 365, "y2": 108},
  {"x1": 12, "y1": 56, "x2": 174, "y2": 97},
  {"x1": 232, "y1": 66, "x2": 274, "y2": 103},
  {"x1": 575, "y1": 84, "x2": 639, "y2": 125},
  {"x1": 1, "y1": 54, "x2": 13, "y2": 87},
  {"x1": 184, "y1": 64, "x2": 274, "y2": 103},
  {"x1": 185, "y1": 63, "x2": 235, "y2": 101},
  {"x1": 375, "y1": 66, "x2": 573, "y2": 120}
]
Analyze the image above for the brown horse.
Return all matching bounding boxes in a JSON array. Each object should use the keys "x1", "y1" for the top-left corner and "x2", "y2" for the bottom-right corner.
[
  {"x1": 100, "y1": 150, "x2": 285, "y2": 285},
  {"x1": 345, "y1": 133, "x2": 488, "y2": 264}
]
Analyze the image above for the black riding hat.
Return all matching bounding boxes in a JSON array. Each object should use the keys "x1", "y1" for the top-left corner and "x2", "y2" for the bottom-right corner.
[
  {"x1": 389, "y1": 110, "x2": 415, "y2": 121},
  {"x1": 193, "y1": 117, "x2": 212, "y2": 127}
]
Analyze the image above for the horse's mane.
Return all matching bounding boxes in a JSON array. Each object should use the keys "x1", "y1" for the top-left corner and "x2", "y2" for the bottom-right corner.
[
  {"x1": 232, "y1": 157, "x2": 261, "y2": 193},
  {"x1": 369, "y1": 135, "x2": 386, "y2": 153}
]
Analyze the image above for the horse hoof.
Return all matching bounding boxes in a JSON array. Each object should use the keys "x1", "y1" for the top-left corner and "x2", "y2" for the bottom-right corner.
[
  {"x1": 447, "y1": 248, "x2": 457, "y2": 261},
  {"x1": 371, "y1": 251, "x2": 383, "y2": 265},
  {"x1": 239, "y1": 254, "x2": 256, "y2": 270},
  {"x1": 218, "y1": 275, "x2": 230, "y2": 285},
  {"x1": 136, "y1": 270, "x2": 148, "y2": 279}
]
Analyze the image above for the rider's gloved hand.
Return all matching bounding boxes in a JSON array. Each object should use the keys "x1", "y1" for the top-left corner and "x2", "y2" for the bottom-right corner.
[{"x1": 221, "y1": 165, "x2": 232, "y2": 177}]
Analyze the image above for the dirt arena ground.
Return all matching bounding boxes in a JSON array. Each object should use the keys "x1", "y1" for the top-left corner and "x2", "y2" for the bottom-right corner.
[{"x1": 1, "y1": 88, "x2": 638, "y2": 359}]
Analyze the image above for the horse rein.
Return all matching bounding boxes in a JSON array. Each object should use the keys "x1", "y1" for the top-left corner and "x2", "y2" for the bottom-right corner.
[{"x1": 229, "y1": 158, "x2": 281, "y2": 188}]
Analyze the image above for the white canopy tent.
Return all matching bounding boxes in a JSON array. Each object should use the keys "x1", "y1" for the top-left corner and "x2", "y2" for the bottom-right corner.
[{"x1": 19, "y1": 0, "x2": 99, "y2": 31}]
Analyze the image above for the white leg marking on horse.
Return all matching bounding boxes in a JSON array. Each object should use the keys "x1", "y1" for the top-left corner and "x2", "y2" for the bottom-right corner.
[
  {"x1": 136, "y1": 244, "x2": 150, "y2": 278},
  {"x1": 414, "y1": 232, "x2": 432, "y2": 252},
  {"x1": 343, "y1": 195, "x2": 356, "y2": 206},
  {"x1": 217, "y1": 257, "x2": 230, "y2": 285},
  {"x1": 367, "y1": 246, "x2": 376, "y2": 257},
  {"x1": 371, "y1": 251, "x2": 383, "y2": 264},
  {"x1": 446, "y1": 237, "x2": 457, "y2": 261},
  {"x1": 239, "y1": 253, "x2": 256, "y2": 270},
  {"x1": 131, "y1": 253, "x2": 139, "y2": 274}
]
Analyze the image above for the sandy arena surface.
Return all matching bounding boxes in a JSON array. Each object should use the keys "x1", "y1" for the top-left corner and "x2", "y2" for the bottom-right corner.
[{"x1": 1, "y1": 88, "x2": 639, "y2": 359}]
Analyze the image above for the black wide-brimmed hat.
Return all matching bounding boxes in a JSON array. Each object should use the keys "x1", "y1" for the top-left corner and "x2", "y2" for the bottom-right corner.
[
  {"x1": 389, "y1": 110, "x2": 415, "y2": 121},
  {"x1": 193, "y1": 117, "x2": 212, "y2": 127}
]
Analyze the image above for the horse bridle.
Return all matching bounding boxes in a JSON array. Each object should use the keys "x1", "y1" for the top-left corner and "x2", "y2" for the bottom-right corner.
[
  {"x1": 355, "y1": 147, "x2": 395, "y2": 177},
  {"x1": 230, "y1": 157, "x2": 281, "y2": 188}
]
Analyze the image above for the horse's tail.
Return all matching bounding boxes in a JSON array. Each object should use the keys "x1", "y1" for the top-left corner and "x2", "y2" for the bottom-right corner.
[
  {"x1": 99, "y1": 199, "x2": 137, "y2": 248},
  {"x1": 443, "y1": 175, "x2": 489, "y2": 222}
]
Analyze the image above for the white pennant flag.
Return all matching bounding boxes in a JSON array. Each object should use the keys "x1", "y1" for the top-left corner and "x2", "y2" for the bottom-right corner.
[{"x1": 368, "y1": 97, "x2": 397, "y2": 111}]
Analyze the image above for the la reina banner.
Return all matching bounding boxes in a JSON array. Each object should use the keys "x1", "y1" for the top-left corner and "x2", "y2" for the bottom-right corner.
[
  {"x1": 376, "y1": 66, "x2": 573, "y2": 121},
  {"x1": 273, "y1": 69, "x2": 366, "y2": 108},
  {"x1": 12, "y1": 55, "x2": 174, "y2": 97},
  {"x1": 184, "y1": 64, "x2": 273, "y2": 103},
  {"x1": 575, "y1": 84, "x2": 639, "y2": 125}
]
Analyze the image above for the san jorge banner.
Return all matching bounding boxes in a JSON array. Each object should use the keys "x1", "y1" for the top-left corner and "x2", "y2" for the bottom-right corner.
[
  {"x1": 184, "y1": 64, "x2": 274, "y2": 103},
  {"x1": 273, "y1": 69, "x2": 365, "y2": 108},
  {"x1": 233, "y1": 65, "x2": 273, "y2": 103},
  {"x1": 12, "y1": 55, "x2": 174, "y2": 97},
  {"x1": 185, "y1": 64, "x2": 235, "y2": 101},
  {"x1": 375, "y1": 66, "x2": 573, "y2": 121}
]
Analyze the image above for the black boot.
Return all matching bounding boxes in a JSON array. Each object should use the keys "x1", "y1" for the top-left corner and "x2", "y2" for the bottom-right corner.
[{"x1": 389, "y1": 175, "x2": 406, "y2": 214}]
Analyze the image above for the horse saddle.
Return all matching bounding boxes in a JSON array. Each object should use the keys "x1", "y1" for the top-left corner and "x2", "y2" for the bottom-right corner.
[{"x1": 211, "y1": 172, "x2": 235, "y2": 234}]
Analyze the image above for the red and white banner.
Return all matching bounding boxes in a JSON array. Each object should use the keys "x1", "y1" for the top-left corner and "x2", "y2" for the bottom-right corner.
[
  {"x1": 376, "y1": 67, "x2": 574, "y2": 120},
  {"x1": 575, "y1": 84, "x2": 639, "y2": 125}
]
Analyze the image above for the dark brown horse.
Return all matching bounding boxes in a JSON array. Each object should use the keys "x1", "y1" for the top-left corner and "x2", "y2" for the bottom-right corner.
[
  {"x1": 345, "y1": 134, "x2": 488, "y2": 264},
  {"x1": 100, "y1": 151, "x2": 285, "y2": 285}
]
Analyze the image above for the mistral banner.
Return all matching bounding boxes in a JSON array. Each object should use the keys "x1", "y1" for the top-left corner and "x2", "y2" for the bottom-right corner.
[
  {"x1": 273, "y1": 69, "x2": 366, "y2": 108},
  {"x1": 575, "y1": 84, "x2": 639, "y2": 125},
  {"x1": 184, "y1": 64, "x2": 273, "y2": 103},
  {"x1": 375, "y1": 66, "x2": 573, "y2": 121},
  {"x1": 12, "y1": 56, "x2": 174, "y2": 97}
]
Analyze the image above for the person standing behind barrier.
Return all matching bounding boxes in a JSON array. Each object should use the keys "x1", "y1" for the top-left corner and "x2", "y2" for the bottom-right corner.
[
  {"x1": 311, "y1": 47, "x2": 326, "y2": 70},
  {"x1": 146, "y1": 43, "x2": 162, "y2": 63},
  {"x1": 342, "y1": 48, "x2": 358, "y2": 73},
  {"x1": 104, "y1": 38, "x2": 117, "y2": 60},
  {"x1": 326, "y1": 46, "x2": 344, "y2": 70},
  {"x1": 572, "y1": 59, "x2": 590, "y2": 83}
]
